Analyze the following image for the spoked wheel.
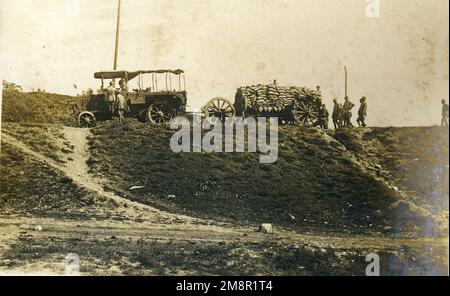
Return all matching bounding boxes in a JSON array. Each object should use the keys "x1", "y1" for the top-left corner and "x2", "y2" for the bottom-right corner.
[
  {"x1": 147, "y1": 104, "x2": 174, "y2": 125},
  {"x1": 78, "y1": 111, "x2": 96, "y2": 128},
  {"x1": 292, "y1": 99, "x2": 320, "y2": 125},
  {"x1": 203, "y1": 97, "x2": 235, "y2": 124}
]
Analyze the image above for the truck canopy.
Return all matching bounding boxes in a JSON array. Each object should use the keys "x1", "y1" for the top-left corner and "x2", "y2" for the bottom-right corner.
[{"x1": 94, "y1": 69, "x2": 184, "y2": 80}]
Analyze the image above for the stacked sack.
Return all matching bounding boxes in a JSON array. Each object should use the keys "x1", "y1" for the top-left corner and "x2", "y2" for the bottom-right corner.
[{"x1": 234, "y1": 83, "x2": 322, "y2": 114}]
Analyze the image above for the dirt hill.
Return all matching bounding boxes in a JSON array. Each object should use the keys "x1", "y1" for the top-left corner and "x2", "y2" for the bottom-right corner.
[
  {"x1": 1, "y1": 105, "x2": 448, "y2": 274},
  {"x1": 1, "y1": 91, "x2": 448, "y2": 237},
  {"x1": 1, "y1": 90, "x2": 83, "y2": 126},
  {"x1": 85, "y1": 120, "x2": 448, "y2": 237}
]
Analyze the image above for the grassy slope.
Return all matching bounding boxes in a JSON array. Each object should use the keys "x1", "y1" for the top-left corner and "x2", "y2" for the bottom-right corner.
[
  {"x1": 1, "y1": 90, "x2": 82, "y2": 126},
  {"x1": 0, "y1": 143, "x2": 100, "y2": 219},
  {"x1": 1, "y1": 90, "x2": 447, "y2": 235},
  {"x1": 332, "y1": 127, "x2": 449, "y2": 235},
  {"x1": 0, "y1": 125, "x2": 118, "y2": 220},
  {"x1": 332, "y1": 127, "x2": 449, "y2": 210},
  {"x1": 88, "y1": 120, "x2": 407, "y2": 235},
  {"x1": 1, "y1": 92, "x2": 448, "y2": 275},
  {"x1": 1, "y1": 122, "x2": 73, "y2": 163},
  {"x1": 1, "y1": 123, "x2": 446, "y2": 275}
]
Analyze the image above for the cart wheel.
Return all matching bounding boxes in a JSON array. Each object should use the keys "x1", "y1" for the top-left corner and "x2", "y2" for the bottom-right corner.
[
  {"x1": 78, "y1": 111, "x2": 96, "y2": 128},
  {"x1": 147, "y1": 104, "x2": 173, "y2": 125},
  {"x1": 203, "y1": 97, "x2": 235, "y2": 124},
  {"x1": 292, "y1": 99, "x2": 319, "y2": 125}
]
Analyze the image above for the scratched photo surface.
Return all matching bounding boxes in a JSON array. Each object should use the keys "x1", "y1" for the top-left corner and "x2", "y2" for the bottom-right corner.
[{"x1": 0, "y1": 0, "x2": 448, "y2": 276}]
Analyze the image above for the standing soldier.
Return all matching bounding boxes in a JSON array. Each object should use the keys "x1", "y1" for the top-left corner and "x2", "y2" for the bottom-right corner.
[
  {"x1": 318, "y1": 104, "x2": 329, "y2": 129},
  {"x1": 357, "y1": 96, "x2": 368, "y2": 127},
  {"x1": 338, "y1": 102, "x2": 344, "y2": 127},
  {"x1": 332, "y1": 98, "x2": 341, "y2": 129},
  {"x1": 118, "y1": 78, "x2": 126, "y2": 91},
  {"x1": 442, "y1": 99, "x2": 449, "y2": 126},
  {"x1": 342, "y1": 96, "x2": 355, "y2": 127},
  {"x1": 106, "y1": 81, "x2": 116, "y2": 115},
  {"x1": 116, "y1": 91, "x2": 127, "y2": 124}
]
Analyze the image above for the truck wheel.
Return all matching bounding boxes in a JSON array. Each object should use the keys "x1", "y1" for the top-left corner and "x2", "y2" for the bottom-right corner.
[{"x1": 78, "y1": 111, "x2": 96, "y2": 128}]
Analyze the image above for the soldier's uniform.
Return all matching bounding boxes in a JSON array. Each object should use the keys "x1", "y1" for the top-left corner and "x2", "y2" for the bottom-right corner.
[
  {"x1": 442, "y1": 100, "x2": 449, "y2": 126},
  {"x1": 318, "y1": 104, "x2": 329, "y2": 129},
  {"x1": 342, "y1": 98, "x2": 355, "y2": 127},
  {"x1": 357, "y1": 97, "x2": 368, "y2": 127},
  {"x1": 337, "y1": 103, "x2": 344, "y2": 127},
  {"x1": 106, "y1": 84, "x2": 116, "y2": 115},
  {"x1": 116, "y1": 93, "x2": 127, "y2": 124},
  {"x1": 332, "y1": 100, "x2": 342, "y2": 129}
]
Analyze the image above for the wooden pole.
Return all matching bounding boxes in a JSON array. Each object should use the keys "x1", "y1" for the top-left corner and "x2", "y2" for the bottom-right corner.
[{"x1": 113, "y1": 0, "x2": 121, "y2": 71}]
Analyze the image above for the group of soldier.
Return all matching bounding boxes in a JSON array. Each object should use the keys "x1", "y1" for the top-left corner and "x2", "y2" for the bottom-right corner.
[
  {"x1": 106, "y1": 80, "x2": 128, "y2": 124},
  {"x1": 316, "y1": 97, "x2": 450, "y2": 129},
  {"x1": 317, "y1": 96, "x2": 368, "y2": 129}
]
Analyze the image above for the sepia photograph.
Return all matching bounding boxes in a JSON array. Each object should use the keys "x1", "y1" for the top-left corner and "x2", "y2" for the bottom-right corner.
[{"x1": 0, "y1": 0, "x2": 448, "y2": 282}]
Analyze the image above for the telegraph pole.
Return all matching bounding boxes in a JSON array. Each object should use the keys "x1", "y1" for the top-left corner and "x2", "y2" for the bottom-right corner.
[{"x1": 113, "y1": 0, "x2": 121, "y2": 71}]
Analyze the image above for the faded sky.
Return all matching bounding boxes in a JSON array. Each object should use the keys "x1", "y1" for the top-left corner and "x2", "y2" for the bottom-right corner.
[{"x1": 0, "y1": 0, "x2": 448, "y2": 126}]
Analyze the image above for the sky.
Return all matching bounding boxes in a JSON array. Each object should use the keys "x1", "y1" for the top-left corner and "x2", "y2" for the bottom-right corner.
[{"x1": 0, "y1": 0, "x2": 448, "y2": 126}]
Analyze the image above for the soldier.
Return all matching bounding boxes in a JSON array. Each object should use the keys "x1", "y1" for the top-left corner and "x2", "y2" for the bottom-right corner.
[
  {"x1": 106, "y1": 81, "x2": 116, "y2": 115},
  {"x1": 337, "y1": 103, "x2": 344, "y2": 127},
  {"x1": 116, "y1": 91, "x2": 127, "y2": 124},
  {"x1": 342, "y1": 96, "x2": 355, "y2": 127},
  {"x1": 357, "y1": 96, "x2": 368, "y2": 127},
  {"x1": 318, "y1": 104, "x2": 329, "y2": 129},
  {"x1": 118, "y1": 78, "x2": 127, "y2": 93},
  {"x1": 332, "y1": 98, "x2": 341, "y2": 129},
  {"x1": 442, "y1": 99, "x2": 449, "y2": 126}
]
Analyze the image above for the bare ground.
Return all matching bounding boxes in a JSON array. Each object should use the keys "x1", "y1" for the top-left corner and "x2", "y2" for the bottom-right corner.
[{"x1": 0, "y1": 123, "x2": 448, "y2": 275}]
